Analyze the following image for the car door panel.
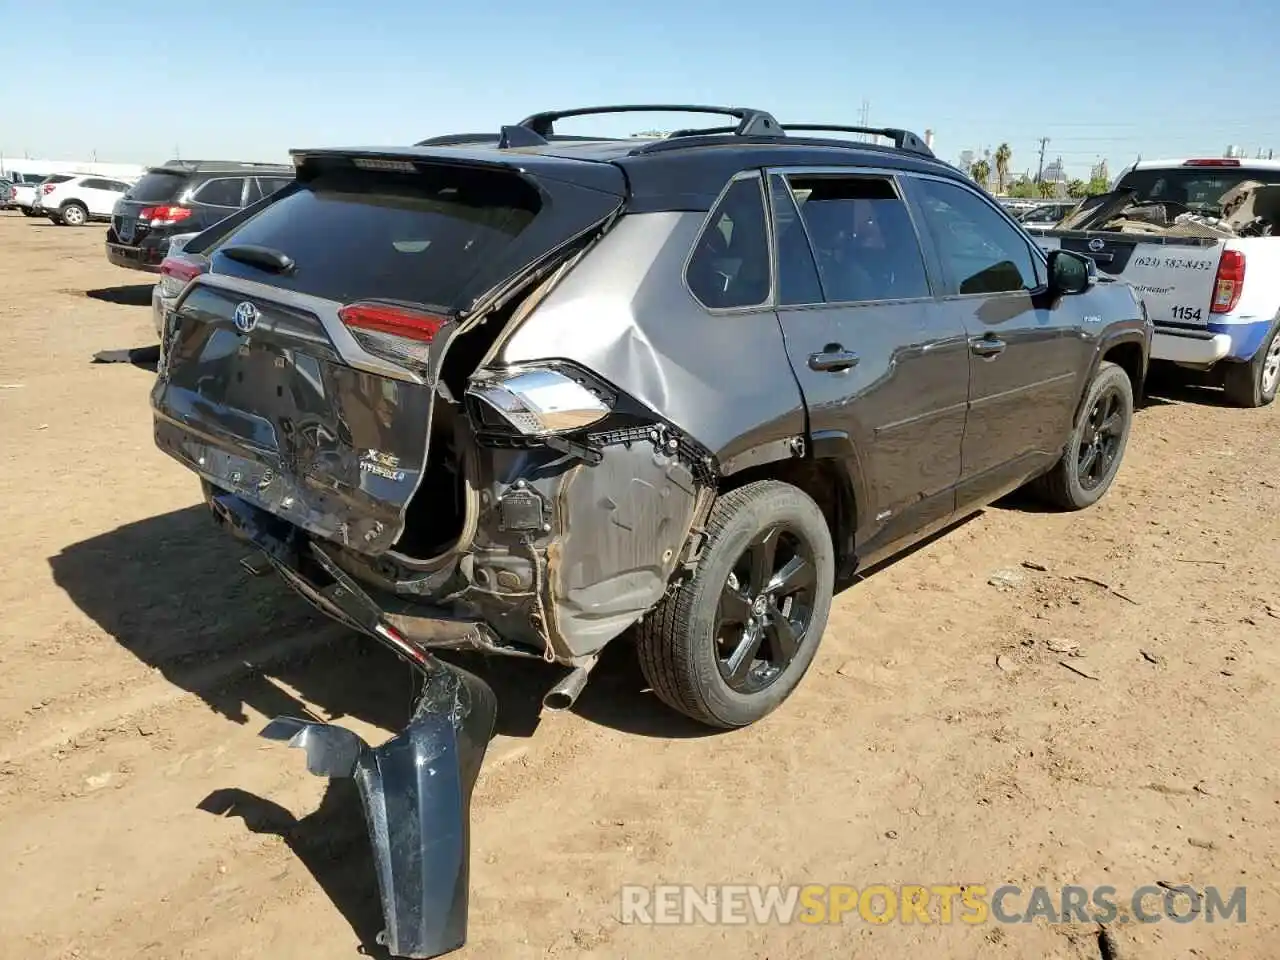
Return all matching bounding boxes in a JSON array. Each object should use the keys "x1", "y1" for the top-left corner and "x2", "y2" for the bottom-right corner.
[
  {"x1": 768, "y1": 170, "x2": 969, "y2": 557},
  {"x1": 903, "y1": 175, "x2": 1091, "y2": 509}
]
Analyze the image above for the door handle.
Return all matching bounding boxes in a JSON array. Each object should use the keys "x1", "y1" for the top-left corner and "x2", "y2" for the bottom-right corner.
[
  {"x1": 969, "y1": 335, "x2": 1006, "y2": 358},
  {"x1": 808, "y1": 345, "x2": 860, "y2": 373}
]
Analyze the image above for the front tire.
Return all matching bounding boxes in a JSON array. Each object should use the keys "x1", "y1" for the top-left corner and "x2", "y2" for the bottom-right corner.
[
  {"x1": 635, "y1": 480, "x2": 835, "y2": 729},
  {"x1": 1222, "y1": 319, "x2": 1280, "y2": 408},
  {"x1": 1034, "y1": 360, "x2": 1134, "y2": 510},
  {"x1": 58, "y1": 202, "x2": 88, "y2": 226}
]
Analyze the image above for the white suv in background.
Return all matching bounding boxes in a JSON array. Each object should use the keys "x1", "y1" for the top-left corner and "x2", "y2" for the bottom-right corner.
[{"x1": 41, "y1": 175, "x2": 135, "y2": 226}]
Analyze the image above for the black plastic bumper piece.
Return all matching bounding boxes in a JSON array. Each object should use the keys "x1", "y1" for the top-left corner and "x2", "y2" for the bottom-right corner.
[{"x1": 261, "y1": 659, "x2": 498, "y2": 958}]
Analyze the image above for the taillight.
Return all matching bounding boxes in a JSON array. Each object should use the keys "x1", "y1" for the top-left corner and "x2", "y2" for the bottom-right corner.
[
  {"x1": 41, "y1": 183, "x2": 56, "y2": 194},
  {"x1": 1183, "y1": 158, "x2": 1241, "y2": 167},
  {"x1": 338, "y1": 302, "x2": 449, "y2": 367},
  {"x1": 140, "y1": 205, "x2": 193, "y2": 226},
  {"x1": 158, "y1": 256, "x2": 206, "y2": 297},
  {"x1": 1211, "y1": 250, "x2": 1246, "y2": 314}
]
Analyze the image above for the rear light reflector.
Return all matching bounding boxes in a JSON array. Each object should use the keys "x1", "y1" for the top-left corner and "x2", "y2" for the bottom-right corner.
[
  {"x1": 159, "y1": 256, "x2": 207, "y2": 297},
  {"x1": 1184, "y1": 158, "x2": 1241, "y2": 167},
  {"x1": 338, "y1": 302, "x2": 449, "y2": 368},
  {"x1": 1211, "y1": 250, "x2": 1246, "y2": 314},
  {"x1": 140, "y1": 205, "x2": 193, "y2": 226}
]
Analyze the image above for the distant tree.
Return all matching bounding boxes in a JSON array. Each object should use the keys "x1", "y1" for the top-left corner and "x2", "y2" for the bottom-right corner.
[
  {"x1": 994, "y1": 143, "x2": 1012, "y2": 194},
  {"x1": 1007, "y1": 177, "x2": 1038, "y2": 199},
  {"x1": 1086, "y1": 174, "x2": 1111, "y2": 195},
  {"x1": 970, "y1": 159, "x2": 991, "y2": 189},
  {"x1": 1037, "y1": 179, "x2": 1057, "y2": 199},
  {"x1": 1066, "y1": 179, "x2": 1088, "y2": 198}
]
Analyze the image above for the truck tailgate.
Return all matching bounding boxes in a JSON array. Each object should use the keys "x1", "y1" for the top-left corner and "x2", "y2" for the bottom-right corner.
[{"x1": 1036, "y1": 230, "x2": 1223, "y2": 327}]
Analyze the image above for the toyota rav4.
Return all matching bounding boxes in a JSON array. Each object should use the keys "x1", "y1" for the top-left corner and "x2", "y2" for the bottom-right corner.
[{"x1": 150, "y1": 105, "x2": 1150, "y2": 958}]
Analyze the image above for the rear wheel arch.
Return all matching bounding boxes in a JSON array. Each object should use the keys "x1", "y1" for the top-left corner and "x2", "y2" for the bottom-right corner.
[{"x1": 719, "y1": 449, "x2": 859, "y2": 584}]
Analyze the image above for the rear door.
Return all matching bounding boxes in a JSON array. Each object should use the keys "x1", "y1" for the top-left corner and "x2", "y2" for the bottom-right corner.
[
  {"x1": 903, "y1": 174, "x2": 1090, "y2": 507},
  {"x1": 768, "y1": 169, "x2": 969, "y2": 555},
  {"x1": 152, "y1": 152, "x2": 625, "y2": 555}
]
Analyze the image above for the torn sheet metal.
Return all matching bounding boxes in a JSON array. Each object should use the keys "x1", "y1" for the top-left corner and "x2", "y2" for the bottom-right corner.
[
  {"x1": 1067, "y1": 181, "x2": 1280, "y2": 240},
  {"x1": 261, "y1": 657, "x2": 497, "y2": 959}
]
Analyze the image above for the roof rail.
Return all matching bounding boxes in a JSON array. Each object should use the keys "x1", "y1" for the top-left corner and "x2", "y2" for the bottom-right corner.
[
  {"x1": 778, "y1": 125, "x2": 934, "y2": 157},
  {"x1": 516, "y1": 104, "x2": 784, "y2": 139}
]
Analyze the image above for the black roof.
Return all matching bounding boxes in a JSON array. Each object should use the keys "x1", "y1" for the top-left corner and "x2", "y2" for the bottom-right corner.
[{"x1": 299, "y1": 103, "x2": 961, "y2": 212}]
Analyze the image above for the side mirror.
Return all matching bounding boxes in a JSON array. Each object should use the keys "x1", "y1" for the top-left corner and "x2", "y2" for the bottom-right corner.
[{"x1": 1047, "y1": 249, "x2": 1094, "y2": 295}]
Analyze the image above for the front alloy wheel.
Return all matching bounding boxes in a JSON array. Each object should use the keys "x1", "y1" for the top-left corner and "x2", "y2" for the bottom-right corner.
[{"x1": 1076, "y1": 385, "x2": 1126, "y2": 492}]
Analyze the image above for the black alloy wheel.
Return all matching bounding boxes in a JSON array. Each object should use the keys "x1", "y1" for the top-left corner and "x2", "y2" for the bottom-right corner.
[{"x1": 715, "y1": 525, "x2": 817, "y2": 694}]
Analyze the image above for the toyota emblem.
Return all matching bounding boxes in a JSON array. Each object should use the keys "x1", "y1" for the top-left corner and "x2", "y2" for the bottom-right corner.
[
  {"x1": 233, "y1": 301, "x2": 260, "y2": 334},
  {"x1": 1088, "y1": 237, "x2": 1106, "y2": 253}
]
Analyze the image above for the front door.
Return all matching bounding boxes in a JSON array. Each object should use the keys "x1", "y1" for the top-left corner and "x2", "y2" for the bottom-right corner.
[
  {"x1": 903, "y1": 175, "x2": 1091, "y2": 508},
  {"x1": 768, "y1": 171, "x2": 970, "y2": 558}
]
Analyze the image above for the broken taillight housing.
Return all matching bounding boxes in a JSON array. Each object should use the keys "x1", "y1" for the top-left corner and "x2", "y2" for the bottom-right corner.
[
  {"x1": 159, "y1": 256, "x2": 207, "y2": 298},
  {"x1": 338, "y1": 301, "x2": 448, "y2": 368},
  {"x1": 1211, "y1": 250, "x2": 1246, "y2": 314},
  {"x1": 466, "y1": 366, "x2": 612, "y2": 436},
  {"x1": 141, "y1": 205, "x2": 193, "y2": 226}
]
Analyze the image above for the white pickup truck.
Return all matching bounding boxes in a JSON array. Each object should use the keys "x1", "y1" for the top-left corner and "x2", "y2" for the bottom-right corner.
[{"x1": 1034, "y1": 158, "x2": 1280, "y2": 407}]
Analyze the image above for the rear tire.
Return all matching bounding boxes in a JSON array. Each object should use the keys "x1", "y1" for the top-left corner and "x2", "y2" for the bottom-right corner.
[
  {"x1": 58, "y1": 202, "x2": 88, "y2": 227},
  {"x1": 1034, "y1": 360, "x2": 1134, "y2": 510},
  {"x1": 1222, "y1": 319, "x2": 1280, "y2": 408},
  {"x1": 635, "y1": 480, "x2": 835, "y2": 729}
]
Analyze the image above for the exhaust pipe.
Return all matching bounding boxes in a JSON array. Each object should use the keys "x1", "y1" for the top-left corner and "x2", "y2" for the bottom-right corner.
[{"x1": 542, "y1": 656, "x2": 599, "y2": 712}]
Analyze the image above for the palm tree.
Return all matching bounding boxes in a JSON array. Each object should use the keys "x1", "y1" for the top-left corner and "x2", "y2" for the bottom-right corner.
[
  {"x1": 970, "y1": 159, "x2": 991, "y2": 189},
  {"x1": 1037, "y1": 179, "x2": 1057, "y2": 199},
  {"x1": 994, "y1": 143, "x2": 1011, "y2": 194}
]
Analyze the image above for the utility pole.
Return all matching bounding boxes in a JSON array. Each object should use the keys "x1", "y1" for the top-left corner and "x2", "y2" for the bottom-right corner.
[{"x1": 1035, "y1": 137, "x2": 1049, "y2": 182}]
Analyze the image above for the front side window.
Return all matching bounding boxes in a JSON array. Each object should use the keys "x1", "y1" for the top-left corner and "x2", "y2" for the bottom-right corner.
[
  {"x1": 194, "y1": 177, "x2": 246, "y2": 207},
  {"x1": 911, "y1": 178, "x2": 1039, "y2": 295},
  {"x1": 686, "y1": 176, "x2": 771, "y2": 309},
  {"x1": 787, "y1": 175, "x2": 931, "y2": 303}
]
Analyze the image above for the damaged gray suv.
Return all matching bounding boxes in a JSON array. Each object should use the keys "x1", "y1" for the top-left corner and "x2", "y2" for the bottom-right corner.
[{"x1": 152, "y1": 105, "x2": 1150, "y2": 957}]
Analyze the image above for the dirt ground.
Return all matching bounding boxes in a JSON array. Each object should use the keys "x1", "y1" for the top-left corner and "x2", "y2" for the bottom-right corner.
[{"x1": 1, "y1": 211, "x2": 1278, "y2": 960}]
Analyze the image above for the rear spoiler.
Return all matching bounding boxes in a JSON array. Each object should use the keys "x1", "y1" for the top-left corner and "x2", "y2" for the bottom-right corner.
[{"x1": 288, "y1": 146, "x2": 627, "y2": 195}]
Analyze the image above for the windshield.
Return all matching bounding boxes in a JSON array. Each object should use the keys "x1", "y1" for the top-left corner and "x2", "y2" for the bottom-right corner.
[{"x1": 1114, "y1": 167, "x2": 1280, "y2": 216}]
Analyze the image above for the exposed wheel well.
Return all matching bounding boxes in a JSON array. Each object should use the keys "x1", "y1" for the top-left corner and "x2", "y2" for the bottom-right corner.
[
  {"x1": 719, "y1": 457, "x2": 856, "y2": 576},
  {"x1": 1102, "y1": 341, "x2": 1145, "y2": 401}
]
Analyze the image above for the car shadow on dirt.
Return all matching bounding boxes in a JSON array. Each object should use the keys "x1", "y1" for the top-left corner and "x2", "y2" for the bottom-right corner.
[
  {"x1": 48, "y1": 504, "x2": 703, "y2": 742},
  {"x1": 198, "y1": 783, "x2": 391, "y2": 958},
  {"x1": 85, "y1": 284, "x2": 153, "y2": 307}
]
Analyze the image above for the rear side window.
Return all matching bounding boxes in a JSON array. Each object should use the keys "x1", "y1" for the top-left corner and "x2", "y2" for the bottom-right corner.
[
  {"x1": 194, "y1": 177, "x2": 246, "y2": 207},
  {"x1": 209, "y1": 165, "x2": 541, "y2": 308},
  {"x1": 769, "y1": 174, "x2": 824, "y2": 306},
  {"x1": 246, "y1": 176, "x2": 293, "y2": 203},
  {"x1": 686, "y1": 176, "x2": 771, "y2": 309},
  {"x1": 788, "y1": 175, "x2": 931, "y2": 303},
  {"x1": 126, "y1": 171, "x2": 189, "y2": 203}
]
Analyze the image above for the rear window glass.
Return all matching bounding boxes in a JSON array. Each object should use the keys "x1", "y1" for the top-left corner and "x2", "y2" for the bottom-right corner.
[
  {"x1": 1115, "y1": 168, "x2": 1280, "y2": 215},
  {"x1": 209, "y1": 165, "x2": 541, "y2": 308},
  {"x1": 125, "y1": 171, "x2": 189, "y2": 203}
]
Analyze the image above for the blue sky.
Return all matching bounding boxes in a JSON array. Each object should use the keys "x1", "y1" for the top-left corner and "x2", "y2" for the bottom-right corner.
[{"x1": 2, "y1": 0, "x2": 1278, "y2": 178}]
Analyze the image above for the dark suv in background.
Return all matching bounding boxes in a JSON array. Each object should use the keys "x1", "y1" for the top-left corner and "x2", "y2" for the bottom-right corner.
[{"x1": 106, "y1": 159, "x2": 293, "y2": 272}]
